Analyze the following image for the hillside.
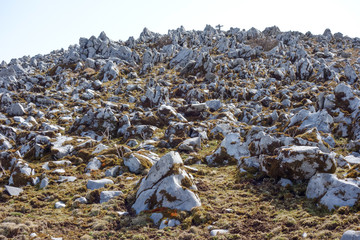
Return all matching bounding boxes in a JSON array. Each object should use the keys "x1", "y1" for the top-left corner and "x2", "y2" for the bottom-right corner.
[{"x1": 0, "y1": 25, "x2": 360, "y2": 239}]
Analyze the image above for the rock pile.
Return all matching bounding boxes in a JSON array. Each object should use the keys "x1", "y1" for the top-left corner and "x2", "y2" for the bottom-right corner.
[{"x1": 0, "y1": 24, "x2": 360, "y2": 237}]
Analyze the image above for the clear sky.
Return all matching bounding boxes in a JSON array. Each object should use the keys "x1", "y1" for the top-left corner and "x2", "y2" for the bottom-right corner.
[{"x1": 1, "y1": 0, "x2": 359, "y2": 62}]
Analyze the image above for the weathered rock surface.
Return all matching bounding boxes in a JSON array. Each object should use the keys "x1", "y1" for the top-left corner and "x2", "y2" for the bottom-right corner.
[
  {"x1": 132, "y1": 151, "x2": 201, "y2": 214},
  {"x1": 306, "y1": 173, "x2": 360, "y2": 210},
  {"x1": 260, "y1": 146, "x2": 337, "y2": 180}
]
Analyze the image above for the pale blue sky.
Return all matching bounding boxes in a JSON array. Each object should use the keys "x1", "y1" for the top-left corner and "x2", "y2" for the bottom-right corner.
[{"x1": 1, "y1": 0, "x2": 359, "y2": 62}]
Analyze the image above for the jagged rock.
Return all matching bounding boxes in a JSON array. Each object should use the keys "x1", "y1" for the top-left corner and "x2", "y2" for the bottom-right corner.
[
  {"x1": 334, "y1": 83, "x2": 360, "y2": 112},
  {"x1": 306, "y1": 173, "x2": 360, "y2": 210},
  {"x1": 206, "y1": 133, "x2": 249, "y2": 166},
  {"x1": 132, "y1": 151, "x2": 201, "y2": 214},
  {"x1": 288, "y1": 109, "x2": 333, "y2": 133},
  {"x1": 260, "y1": 146, "x2": 336, "y2": 180},
  {"x1": 296, "y1": 58, "x2": 313, "y2": 80}
]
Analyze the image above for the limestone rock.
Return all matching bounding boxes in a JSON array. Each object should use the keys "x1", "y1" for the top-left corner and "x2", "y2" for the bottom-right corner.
[
  {"x1": 306, "y1": 173, "x2": 360, "y2": 210},
  {"x1": 132, "y1": 151, "x2": 201, "y2": 214},
  {"x1": 260, "y1": 146, "x2": 336, "y2": 180},
  {"x1": 206, "y1": 133, "x2": 249, "y2": 166}
]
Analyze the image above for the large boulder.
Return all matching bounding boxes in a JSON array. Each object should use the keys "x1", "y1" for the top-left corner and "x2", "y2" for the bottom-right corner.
[
  {"x1": 306, "y1": 173, "x2": 360, "y2": 210},
  {"x1": 132, "y1": 151, "x2": 201, "y2": 214},
  {"x1": 260, "y1": 146, "x2": 336, "y2": 180}
]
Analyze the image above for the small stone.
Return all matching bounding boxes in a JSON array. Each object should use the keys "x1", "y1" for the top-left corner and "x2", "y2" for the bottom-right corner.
[
  {"x1": 39, "y1": 177, "x2": 49, "y2": 189},
  {"x1": 210, "y1": 229, "x2": 229, "y2": 236},
  {"x1": 117, "y1": 211, "x2": 129, "y2": 216},
  {"x1": 55, "y1": 201, "x2": 66, "y2": 209},
  {"x1": 100, "y1": 190, "x2": 123, "y2": 203},
  {"x1": 5, "y1": 185, "x2": 23, "y2": 196}
]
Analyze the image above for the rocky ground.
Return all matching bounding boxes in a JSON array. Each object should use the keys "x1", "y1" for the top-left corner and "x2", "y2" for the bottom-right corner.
[{"x1": 0, "y1": 25, "x2": 360, "y2": 239}]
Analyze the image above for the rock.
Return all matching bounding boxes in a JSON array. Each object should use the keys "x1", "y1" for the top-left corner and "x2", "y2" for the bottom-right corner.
[
  {"x1": 55, "y1": 201, "x2": 66, "y2": 209},
  {"x1": 296, "y1": 58, "x2": 313, "y2": 80},
  {"x1": 159, "y1": 218, "x2": 180, "y2": 229},
  {"x1": 344, "y1": 155, "x2": 360, "y2": 165},
  {"x1": 260, "y1": 146, "x2": 336, "y2": 180},
  {"x1": 341, "y1": 230, "x2": 360, "y2": 240},
  {"x1": 123, "y1": 152, "x2": 154, "y2": 174},
  {"x1": 278, "y1": 178, "x2": 293, "y2": 187},
  {"x1": 85, "y1": 157, "x2": 102, "y2": 172},
  {"x1": 344, "y1": 63, "x2": 358, "y2": 84},
  {"x1": 206, "y1": 133, "x2": 249, "y2": 166},
  {"x1": 306, "y1": 173, "x2": 360, "y2": 210},
  {"x1": 4, "y1": 185, "x2": 23, "y2": 196},
  {"x1": 205, "y1": 99, "x2": 223, "y2": 112},
  {"x1": 39, "y1": 177, "x2": 49, "y2": 189},
  {"x1": 100, "y1": 191, "x2": 123, "y2": 203},
  {"x1": 210, "y1": 229, "x2": 229, "y2": 236},
  {"x1": 334, "y1": 83, "x2": 360, "y2": 112},
  {"x1": 74, "y1": 197, "x2": 87, "y2": 204},
  {"x1": 178, "y1": 137, "x2": 201, "y2": 152},
  {"x1": 132, "y1": 151, "x2": 201, "y2": 214},
  {"x1": 7, "y1": 103, "x2": 26, "y2": 116},
  {"x1": 86, "y1": 179, "x2": 114, "y2": 190},
  {"x1": 150, "y1": 212, "x2": 163, "y2": 225},
  {"x1": 105, "y1": 166, "x2": 122, "y2": 177}
]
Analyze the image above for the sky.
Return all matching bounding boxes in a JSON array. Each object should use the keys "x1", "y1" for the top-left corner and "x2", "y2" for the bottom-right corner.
[{"x1": 1, "y1": 0, "x2": 359, "y2": 62}]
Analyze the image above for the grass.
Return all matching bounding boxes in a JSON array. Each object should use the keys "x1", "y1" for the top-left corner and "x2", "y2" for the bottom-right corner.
[{"x1": 1, "y1": 158, "x2": 359, "y2": 239}]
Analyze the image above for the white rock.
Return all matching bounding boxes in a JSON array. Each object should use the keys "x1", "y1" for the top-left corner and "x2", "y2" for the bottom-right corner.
[
  {"x1": 87, "y1": 179, "x2": 114, "y2": 190},
  {"x1": 306, "y1": 173, "x2": 360, "y2": 210},
  {"x1": 5, "y1": 185, "x2": 23, "y2": 196},
  {"x1": 206, "y1": 133, "x2": 249, "y2": 166},
  {"x1": 344, "y1": 155, "x2": 360, "y2": 165},
  {"x1": 74, "y1": 197, "x2": 87, "y2": 204},
  {"x1": 100, "y1": 190, "x2": 123, "y2": 203},
  {"x1": 123, "y1": 153, "x2": 154, "y2": 174},
  {"x1": 86, "y1": 157, "x2": 102, "y2": 172},
  {"x1": 341, "y1": 230, "x2": 360, "y2": 240},
  {"x1": 178, "y1": 137, "x2": 201, "y2": 152},
  {"x1": 39, "y1": 177, "x2": 49, "y2": 189},
  {"x1": 132, "y1": 151, "x2": 201, "y2": 214},
  {"x1": 55, "y1": 201, "x2": 66, "y2": 209},
  {"x1": 92, "y1": 143, "x2": 109, "y2": 154},
  {"x1": 210, "y1": 229, "x2": 229, "y2": 236}
]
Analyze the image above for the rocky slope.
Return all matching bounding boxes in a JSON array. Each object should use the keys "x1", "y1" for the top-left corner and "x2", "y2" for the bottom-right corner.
[{"x1": 0, "y1": 25, "x2": 360, "y2": 239}]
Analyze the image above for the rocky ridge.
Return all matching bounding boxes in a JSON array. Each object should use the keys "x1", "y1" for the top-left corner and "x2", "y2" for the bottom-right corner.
[{"x1": 0, "y1": 25, "x2": 360, "y2": 239}]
